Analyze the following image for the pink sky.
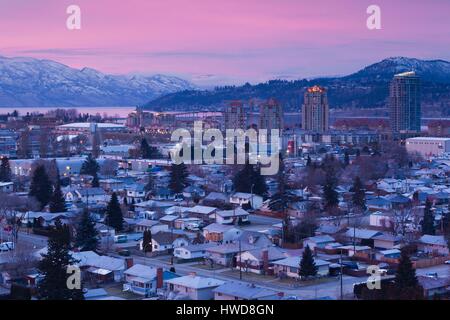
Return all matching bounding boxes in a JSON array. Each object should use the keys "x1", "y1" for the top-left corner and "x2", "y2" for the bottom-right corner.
[{"x1": 1, "y1": 0, "x2": 449, "y2": 86}]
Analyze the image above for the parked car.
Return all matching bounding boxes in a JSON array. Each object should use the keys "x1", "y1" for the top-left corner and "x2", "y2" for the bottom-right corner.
[
  {"x1": 445, "y1": 260, "x2": 450, "y2": 265},
  {"x1": 0, "y1": 242, "x2": 14, "y2": 252},
  {"x1": 118, "y1": 249, "x2": 130, "y2": 257}
]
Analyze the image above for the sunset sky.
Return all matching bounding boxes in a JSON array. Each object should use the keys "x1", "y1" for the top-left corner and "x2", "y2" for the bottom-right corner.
[{"x1": 0, "y1": 0, "x2": 449, "y2": 86}]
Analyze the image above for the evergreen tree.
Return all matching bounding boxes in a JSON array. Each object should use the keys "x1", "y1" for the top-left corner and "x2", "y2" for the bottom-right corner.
[
  {"x1": 144, "y1": 172, "x2": 155, "y2": 196},
  {"x1": 395, "y1": 249, "x2": 419, "y2": 289},
  {"x1": 49, "y1": 181, "x2": 67, "y2": 213},
  {"x1": 421, "y1": 199, "x2": 435, "y2": 235},
  {"x1": 142, "y1": 230, "x2": 153, "y2": 253},
  {"x1": 351, "y1": 176, "x2": 366, "y2": 211},
  {"x1": 91, "y1": 172, "x2": 100, "y2": 188},
  {"x1": 29, "y1": 165, "x2": 53, "y2": 210},
  {"x1": 141, "y1": 138, "x2": 162, "y2": 159},
  {"x1": 75, "y1": 209, "x2": 99, "y2": 252},
  {"x1": 344, "y1": 150, "x2": 350, "y2": 167},
  {"x1": 38, "y1": 220, "x2": 83, "y2": 300},
  {"x1": 141, "y1": 138, "x2": 152, "y2": 159},
  {"x1": 306, "y1": 155, "x2": 312, "y2": 167},
  {"x1": 269, "y1": 157, "x2": 297, "y2": 242},
  {"x1": 299, "y1": 245, "x2": 318, "y2": 279},
  {"x1": 323, "y1": 169, "x2": 339, "y2": 213},
  {"x1": 105, "y1": 192, "x2": 124, "y2": 232},
  {"x1": 80, "y1": 154, "x2": 99, "y2": 176},
  {"x1": 233, "y1": 163, "x2": 267, "y2": 197},
  {"x1": 169, "y1": 163, "x2": 189, "y2": 194},
  {"x1": 0, "y1": 157, "x2": 11, "y2": 182}
]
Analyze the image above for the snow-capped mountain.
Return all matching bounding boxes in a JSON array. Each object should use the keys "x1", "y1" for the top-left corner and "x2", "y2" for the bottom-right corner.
[
  {"x1": 144, "y1": 57, "x2": 450, "y2": 112},
  {"x1": 345, "y1": 57, "x2": 450, "y2": 83},
  {"x1": 0, "y1": 56, "x2": 195, "y2": 107}
]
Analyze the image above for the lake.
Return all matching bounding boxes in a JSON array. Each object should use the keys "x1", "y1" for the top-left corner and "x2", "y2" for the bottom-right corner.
[{"x1": 0, "y1": 106, "x2": 136, "y2": 117}]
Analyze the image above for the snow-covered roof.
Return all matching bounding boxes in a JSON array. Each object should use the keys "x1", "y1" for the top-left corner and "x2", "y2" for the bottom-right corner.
[{"x1": 166, "y1": 275, "x2": 224, "y2": 289}]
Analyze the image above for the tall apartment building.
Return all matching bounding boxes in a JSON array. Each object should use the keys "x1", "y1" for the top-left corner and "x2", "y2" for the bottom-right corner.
[
  {"x1": 224, "y1": 101, "x2": 246, "y2": 130},
  {"x1": 389, "y1": 71, "x2": 421, "y2": 134},
  {"x1": 259, "y1": 98, "x2": 283, "y2": 133},
  {"x1": 301, "y1": 85, "x2": 329, "y2": 133}
]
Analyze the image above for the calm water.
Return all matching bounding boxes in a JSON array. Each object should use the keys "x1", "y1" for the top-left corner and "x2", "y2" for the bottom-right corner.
[{"x1": 0, "y1": 106, "x2": 136, "y2": 117}]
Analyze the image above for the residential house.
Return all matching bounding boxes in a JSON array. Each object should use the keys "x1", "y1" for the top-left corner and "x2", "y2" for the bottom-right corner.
[
  {"x1": 126, "y1": 184, "x2": 146, "y2": 204},
  {"x1": 418, "y1": 276, "x2": 450, "y2": 299},
  {"x1": 123, "y1": 264, "x2": 179, "y2": 296},
  {"x1": 151, "y1": 231, "x2": 189, "y2": 253},
  {"x1": 0, "y1": 182, "x2": 13, "y2": 193},
  {"x1": 417, "y1": 235, "x2": 450, "y2": 256},
  {"x1": 134, "y1": 219, "x2": 168, "y2": 234},
  {"x1": 272, "y1": 256, "x2": 330, "y2": 279},
  {"x1": 366, "y1": 197, "x2": 392, "y2": 212},
  {"x1": 188, "y1": 205, "x2": 218, "y2": 222},
  {"x1": 165, "y1": 274, "x2": 225, "y2": 300},
  {"x1": 235, "y1": 247, "x2": 287, "y2": 275},
  {"x1": 344, "y1": 228, "x2": 383, "y2": 248},
  {"x1": 205, "y1": 242, "x2": 256, "y2": 267},
  {"x1": 210, "y1": 208, "x2": 250, "y2": 225},
  {"x1": 202, "y1": 192, "x2": 229, "y2": 207},
  {"x1": 369, "y1": 211, "x2": 394, "y2": 229},
  {"x1": 75, "y1": 188, "x2": 110, "y2": 205},
  {"x1": 373, "y1": 233, "x2": 402, "y2": 250},
  {"x1": 230, "y1": 192, "x2": 263, "y2": 210},
  {"x1": 214, "y1": 282, "x2": 283, "y2": 300},
  {"x1": 174, "y1": 243, "x2": 216, "y2": 261},
  {"x1": 202, "y1": 223, "x2": 242, "y2": 243},
  {"x1": 134, "y1": 200, "x2": 174, "y2": 214},
  {"x1": 70, "y1": 251, "x2": 126, "y2": 282},
  {"x1": 303, "y1": 235, "x2": 335, "y2": 252}
]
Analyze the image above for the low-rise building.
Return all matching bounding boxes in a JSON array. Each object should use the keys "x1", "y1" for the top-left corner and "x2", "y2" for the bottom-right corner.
[{"x1": 165, "y1": 274, "x2": 225, "y2": 300}]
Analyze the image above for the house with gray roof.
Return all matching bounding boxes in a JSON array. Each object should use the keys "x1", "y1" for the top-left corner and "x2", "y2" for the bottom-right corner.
[{"x1": 214, "y1": 281, "x2": 283, "y2": 300}]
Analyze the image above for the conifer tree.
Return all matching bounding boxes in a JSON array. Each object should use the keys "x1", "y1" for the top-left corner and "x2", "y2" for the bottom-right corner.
[
  {"x1": 233, "y1": 163, "x2": 267, "y2": 197},
  {"x1": 91, "y1": 172, "x2": 100, "y2": 188},
  {"x1": 299, "y1": 245, "x2": 318, "y2": 279},
  {"x1": 395, "y1": 249, "x2": 419, "y2": 289},
  {"x1": 169, "y1": 163, "x2": 189, "y2": 194},
  {"x1": 75, "y1": 209, "x2": 99, "y2": 252},
  {"x1": 0, "y1": 157, "x2": 11, "y2": 182},
  {"x1": 80, "y1": 154, "x2": 99, "y2": 176},
  {"x1": 142, "y1": 230, "x2": 153, "y2": 253},
  {"x1": 49, "y1": 181, "x2": 67, "y2": 213},
  {"x1": 105, "y1": 192, "x2": 124, "y2": 232},
  {"x1": 351, "y1": 176, "x2": 366, "y2": 211},
  {"x1": 421, "y1": 199, "x2": 435, "y2": 235},
  {"x1": 38, "y1": 220, "x2": 83, "y2": 300},
  {"x1": 323, "y1": 170, "x2": 339, "y2": 213},
  {"x1": 29, "y1": 165, "x2": 53, "y2": 210}
]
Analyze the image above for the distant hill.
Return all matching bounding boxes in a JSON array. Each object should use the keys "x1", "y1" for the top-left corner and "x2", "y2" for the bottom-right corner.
[
  {"x1": 144, "y1": 57, "x2": 450, "y2": 114},
  {"x1": 0, "y1": 56, "x2": 195, "y2": 107}
]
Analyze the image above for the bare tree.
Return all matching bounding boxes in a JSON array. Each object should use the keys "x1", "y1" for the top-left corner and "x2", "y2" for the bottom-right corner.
[
  {"x1": 0, "y1": 193, "x2": 40, "y2": 247},
  {"x1": 100, "y1": 159, "x2": 118, "y2": 178}
]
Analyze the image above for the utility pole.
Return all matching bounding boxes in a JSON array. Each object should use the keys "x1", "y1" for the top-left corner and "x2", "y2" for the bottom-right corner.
[
  {"x1": 239, "y1": 239, "x2": 242, "y2": 280},
  {"x1": 340, "y1": 249, "x2": 344, "y2": 300}
]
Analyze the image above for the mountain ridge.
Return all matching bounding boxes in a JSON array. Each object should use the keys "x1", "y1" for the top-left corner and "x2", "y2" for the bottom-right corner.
[
  {"x1": 143, "y1": 57, "x2": 450, "y2": 114},
  {"x1": 0, "y1": 55, "x2": 195, "y2": 107}
]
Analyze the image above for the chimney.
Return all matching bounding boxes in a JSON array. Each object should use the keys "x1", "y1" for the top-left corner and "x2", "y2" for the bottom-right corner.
[
  {"x1": 125, "y1": 258, "x2": 134, "y2": 269},
  {"x1": 156, "y1": 267, "x2": 164, "y2": 289},
  {"x1": 262, "y1": 250, "x2": 269, "y2": 274}
]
